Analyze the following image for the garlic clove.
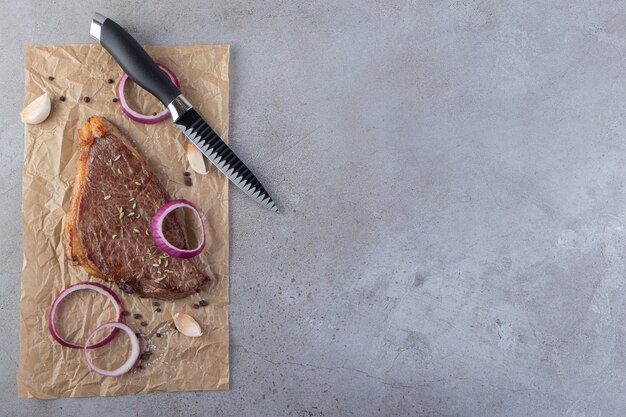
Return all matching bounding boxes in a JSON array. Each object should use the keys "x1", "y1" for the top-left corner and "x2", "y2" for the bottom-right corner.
[
  {"x1": 173, "y1": 312, "x2": 203, "y2": 337},
  {"x1": 20, "y1": 92, "x2": 51, "y2": 125},
  {"x1": 186, "y1": 143, "x2": 209, "y2": 175}
]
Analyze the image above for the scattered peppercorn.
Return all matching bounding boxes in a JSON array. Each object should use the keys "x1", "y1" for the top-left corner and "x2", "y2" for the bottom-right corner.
[
  {"x1": 138, "y1": 364, "x2": 145, "y2": 370},
  {"x1": 156, "y1": 308, "x2": 162, "y2": 312},
  {"x1": 112, "y1": 97, "x2": 118, "y2": 103},
  {"x1": 195, "y1": 288, "x2": 201, "y2": 293},
  {"x1": 199, "y1": 300, "x2": 208, "y2": 307},
  {"x1": 48, "y1": 76, "x2": 54, "y2": 81},
  {"x1": 153, "y1": 112, "x2": 157, "y2": 116},
  {"x1": 107, "y1": 78, "x2": 114, "y2": 84},
  {"x1": 122, "y1": 310, "x2": 130, "y2": 316},
  {"x1": 141, "y1": 321, "x2": 148, "y2": 327},
  {"x1": 135, "y1": 332, "x2": 142, "y2": 337},
  {"x1": 192, "y1": 303, "x2": 200, "y2": 309},
  {"x1": 156, "y1": 333, "x2": 162, "y2": 337},
  {"x1": 83, "y1": 96, "x2": 90, "y2": 103},
  {"x1": 153, "y1": 301, "x2": 160, "y2": 307},
  {"x1": 140, "y1": 352, "x2": 151, "y2": 360},
  {"x1": 184, "y1": 177, "x2": 193, "y2": 186},
  {"x1": 184, "y1": 171, "x2": 191, "y2": 177},
  {"x1": 59, "y1": 95, "x2": 66, "y2": 102},
  {"x1": 133, "y1": 313, "x2": 142, "y2": 319}
]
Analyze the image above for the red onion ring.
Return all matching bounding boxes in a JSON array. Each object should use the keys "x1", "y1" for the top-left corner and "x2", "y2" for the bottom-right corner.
[
  {"x1": 151, "y1": 199, "x2": 206, "y2": 259},
  {"x1": 116, "y1": 63, "x2": 180, "y2": 124},
  {"x1": 49, "y1": 282, "x2": 124, "y2": 349},
  {"x1": 83, "y1": 322, "x2": 140, "y2": 377}
]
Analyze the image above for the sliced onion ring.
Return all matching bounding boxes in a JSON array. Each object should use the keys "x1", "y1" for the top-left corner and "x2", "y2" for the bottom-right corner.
[
  {"x1": 151, "y1": 199, "x2": 206, "y2": 259},
  {"x1": 84, "y1": 322, "x2": 140, "y2": 377},
  {"x1": 49, "y1": 282, "x2": 124, "y2": 349},
  {"x1": 116, "y1": 63, "x2": 180, "y2": 124}
]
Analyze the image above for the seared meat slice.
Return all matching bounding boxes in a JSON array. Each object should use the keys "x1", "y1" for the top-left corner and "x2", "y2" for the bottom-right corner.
[{"x1": 64, "y1": 116, "x2": 210, "y2": 300}]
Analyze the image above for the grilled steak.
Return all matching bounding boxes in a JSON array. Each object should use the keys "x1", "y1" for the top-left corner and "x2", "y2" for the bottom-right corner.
[{"x1": 64, "y1": 116, "x2": 210, "y2": 300}]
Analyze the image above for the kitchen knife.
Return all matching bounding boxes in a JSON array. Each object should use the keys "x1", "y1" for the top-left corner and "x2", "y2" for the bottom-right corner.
[{"x1": 89, "y1": 13, "x2": 279, "y2": 213}]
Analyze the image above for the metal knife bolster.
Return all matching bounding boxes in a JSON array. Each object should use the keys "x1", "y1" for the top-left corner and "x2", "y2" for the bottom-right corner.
[{"x1": 175, "y1": 109, "x2": 279, "y2": 213}]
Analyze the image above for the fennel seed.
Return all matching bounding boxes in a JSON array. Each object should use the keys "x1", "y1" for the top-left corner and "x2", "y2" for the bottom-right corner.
[
  {"x1": 103, "y1": 195, "x2": 111, "y2": 200},
  {"x1": 113, "y1": 154, "x2": 121, "y2": 161},
  {"x1": 133, "y1": 228, "x2": 140, "y2": 234},
  {"x1": 118, "y1": 207, "x2": 125, "y2": 219},
  {"x1": 164, "y1": 259, "x2": 169, "y2": 267},
  {"x1": 117, "y1": 168, "x2": 122, "y2": 175},
  {"x1": 134, "y1": 181, "x2": 141, "y2": 186},
  {"x1": 129, "y1": 197, "x2": 135, "y2": 202},
  {"x1": 112, "y1": 234, "x2": 117, "y2": 240},
  {"x1": 128, "y1": 211, "x2": 135, "y2": 217},
  {"x1": 107, "y1": 159, "x2": 112, "y2": 166},
  {"x1": 132, "y1": 202, "x2": 137, "y2": 209},
  {"x1": 152, "y1": 263, "x2": 160, "y2": 267}
]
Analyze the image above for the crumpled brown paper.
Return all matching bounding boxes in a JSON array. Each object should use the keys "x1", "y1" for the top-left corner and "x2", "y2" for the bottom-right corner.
[{"x1": 17, "y1": 44, "x2": 230, "y2": 398}]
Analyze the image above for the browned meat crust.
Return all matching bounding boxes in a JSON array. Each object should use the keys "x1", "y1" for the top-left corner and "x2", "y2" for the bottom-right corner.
[{"x1": 64, "y1": 116, "x2": 210, "y2": 300}]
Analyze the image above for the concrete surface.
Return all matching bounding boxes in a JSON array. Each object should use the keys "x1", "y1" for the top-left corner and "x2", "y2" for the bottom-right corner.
[{"x1": 2, "y1": 0, "x2": 626, "y2": 416}]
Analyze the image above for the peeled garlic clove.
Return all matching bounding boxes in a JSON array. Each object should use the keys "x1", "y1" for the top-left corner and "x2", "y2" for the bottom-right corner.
[
  {"x1": 173, "y1": 312, "x2": 203, "y2": 337},
  {"x1": 186, "y1": 143, "x2": 209, "y2": 175},
  {"x1": 20, "y1": 92, "x2": 51, "y2": 125}
]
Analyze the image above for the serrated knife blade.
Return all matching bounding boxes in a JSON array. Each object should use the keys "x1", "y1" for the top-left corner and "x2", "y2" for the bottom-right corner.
[{"x1": 176, "y1": 108, "x2": 278, "y2": 212}]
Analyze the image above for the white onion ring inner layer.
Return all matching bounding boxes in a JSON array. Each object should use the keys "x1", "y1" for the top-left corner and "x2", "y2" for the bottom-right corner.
[
  {"x1": 49, "y1": 282, "x2": 123, "y2": 349},
  {"x1": 83, "y1": 322, "x2": 140, "y2": 377},
  {"x1": 116, "y1": 63, "x2": 180, "y2": 124},
  {"x1": 151, "y1": 199, "x2": 206, "y2": 259}
]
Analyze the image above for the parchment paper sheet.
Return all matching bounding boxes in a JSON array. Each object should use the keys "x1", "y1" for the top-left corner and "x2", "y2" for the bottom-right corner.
[{"x1": 17, "y1": 44, "x2": 230, "y2": 398}]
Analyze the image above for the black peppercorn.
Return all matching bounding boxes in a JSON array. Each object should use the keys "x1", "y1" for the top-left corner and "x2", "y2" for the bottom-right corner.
[
  {"x1": 122, "y1": 310, "x2": 130, "y2": 316},
  {"x1": 133, "y1": 313, "x2": 142, "y2": 319},
  {"x1": 135, "y1": 332, "x2": 142, "y2": 337},
  {"x1": 138, "y1": 365, "x2": 145, "y2": 370},
  {"x1": 59, "y1": 95, "x2": 66, "y2": 102},
  {"x1": 195, "y1": 288, "x2": 201, "y2": 293},
  {"x1": 141, "y1": 321, "x2": 148, "y2": 327},
  {"x1": 112, "y1": 97, "x2": 118, "y2": 103},
  {"x1": 192, "y1": 303, "x2": 200, "y2": 309},
  {"x1": 156, "y1": 308, "x2": 162, "y2": 312},
  {"x1": 107, "y1": 78, "x2": 114, "y2": 84},
  {"x1": 153, "y1": 301, "x2": 160, "y2": 307},
  {"x1": 184, "y1": 177, "x2": 193, "y2": 186},
  {"x1": 156, "y1": 332, "x2": 162, "y2": 337},
  {"x1": 199, "y1": 300, "x2": 208, "y2": 307},
  {"x1": 83, "y1": 96, "x2": 90, "y2": 103},
  {"x1": 153, "y1": 112, "x2": 157, "y2": 116},
  {"x1": 184, "y1": 172, "x2": 191, "y2": 177},
  {"x1": 48, "y1": 76, "x2": 54, "y2": 81}
]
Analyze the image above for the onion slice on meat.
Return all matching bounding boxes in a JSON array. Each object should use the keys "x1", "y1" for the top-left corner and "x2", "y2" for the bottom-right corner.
[
  {"x1": 83, "y1": 322, "x2": 140, "y2": 377},
  {"x1": 49, "y1": 282, "x2": 124, "y2": 349},
  {"x1": 116, "y1": 63, "x2": 180, "y2": 124},
  {"x1": 151, "y1": 199, "x2": 206, "y2": 259}
]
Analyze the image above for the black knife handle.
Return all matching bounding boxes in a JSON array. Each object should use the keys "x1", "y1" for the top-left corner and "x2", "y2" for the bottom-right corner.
[{"x1": 90, "y1": 13, "x2": 181, "y2": 106}]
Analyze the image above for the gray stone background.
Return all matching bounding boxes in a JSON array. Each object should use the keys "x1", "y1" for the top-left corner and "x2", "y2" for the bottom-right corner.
[{"x1": 1, "y1": 1, "x2": 625, "y2": 416}]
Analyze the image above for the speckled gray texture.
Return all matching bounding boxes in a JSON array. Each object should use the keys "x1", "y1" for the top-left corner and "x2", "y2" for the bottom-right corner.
[{"x1": 3, "y1": 1, "x2": 626, "y2": 416}]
